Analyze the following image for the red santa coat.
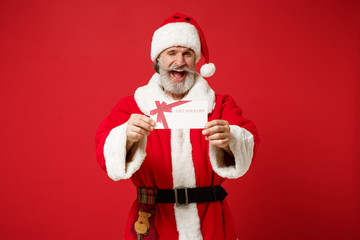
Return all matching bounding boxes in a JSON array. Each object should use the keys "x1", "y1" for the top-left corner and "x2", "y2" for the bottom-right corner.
[{"x1": 95, "y1": 73, "x2": 259, "y2": 240}]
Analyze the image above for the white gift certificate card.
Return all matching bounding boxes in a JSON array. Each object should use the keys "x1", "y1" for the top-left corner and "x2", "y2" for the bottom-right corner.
[{"x1": 149, "y1": 100, "x2": 208, "y2": 129}]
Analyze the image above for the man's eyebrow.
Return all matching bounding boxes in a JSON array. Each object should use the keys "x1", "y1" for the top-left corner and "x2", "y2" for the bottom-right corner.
[
  {"x1": 165, "y1": 48, "x2": 194, "y2": 54},
  {"x1": 184, "y1": 49, "x2": 194, "y2": 54}
]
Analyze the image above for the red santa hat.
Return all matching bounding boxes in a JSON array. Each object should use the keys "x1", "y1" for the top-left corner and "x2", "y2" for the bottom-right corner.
[{"x1": 151, "y1": 12, "x2": 216, "y2": 78}]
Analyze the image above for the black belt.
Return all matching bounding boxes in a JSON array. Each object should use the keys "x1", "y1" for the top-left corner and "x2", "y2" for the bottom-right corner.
[{"x1": 137, "y1": 185, "x2": 228, "y2": 207}]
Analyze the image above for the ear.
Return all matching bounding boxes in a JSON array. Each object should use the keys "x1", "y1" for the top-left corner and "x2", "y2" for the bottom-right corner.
[{"x1": 147, "y1": 213, "x2": 151, "y2": 217}]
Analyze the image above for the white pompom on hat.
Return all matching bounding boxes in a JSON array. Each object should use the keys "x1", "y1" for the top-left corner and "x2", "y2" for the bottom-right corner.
[{"x1": 151, "y1": 12, "x2": 216, "y2": 78}]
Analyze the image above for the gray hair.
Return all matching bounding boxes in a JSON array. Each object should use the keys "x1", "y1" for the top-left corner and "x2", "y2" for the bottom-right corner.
[{"x1": 153, "y1": 61, "x2": 160, "y2": 73}]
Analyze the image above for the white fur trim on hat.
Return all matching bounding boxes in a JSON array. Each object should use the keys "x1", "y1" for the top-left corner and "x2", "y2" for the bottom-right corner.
[{"x1": 151, "y1": 22, "x2": 201, "y2": 63}]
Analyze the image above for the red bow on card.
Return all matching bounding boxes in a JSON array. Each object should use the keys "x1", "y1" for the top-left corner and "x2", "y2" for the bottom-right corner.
[{"x1": 150, "y1": 101, "x2": 190, "y2": 129}]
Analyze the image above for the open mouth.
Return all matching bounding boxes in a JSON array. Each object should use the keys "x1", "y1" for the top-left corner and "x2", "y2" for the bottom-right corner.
[{"x1": 170, "y1": 70, "x2": 186, "y2": 81}]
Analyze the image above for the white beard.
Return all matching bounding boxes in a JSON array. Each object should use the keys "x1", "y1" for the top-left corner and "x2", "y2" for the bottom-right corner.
[{"x1": 159, "y1": 64, "x2": 196, "y2": 96}]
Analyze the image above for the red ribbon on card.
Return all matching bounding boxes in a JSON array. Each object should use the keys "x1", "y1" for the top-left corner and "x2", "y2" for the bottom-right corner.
[{"x1": 150, "y1": 101, "x2": 190, "y2": 129}]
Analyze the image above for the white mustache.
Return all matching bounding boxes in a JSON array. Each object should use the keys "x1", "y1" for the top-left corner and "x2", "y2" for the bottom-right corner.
[{"x1": 166, "y1": 64, "x2": 196, "y2": 75}]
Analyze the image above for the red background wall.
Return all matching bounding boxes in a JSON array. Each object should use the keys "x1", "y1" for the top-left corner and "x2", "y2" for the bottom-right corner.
[{"x1": 1, "y1": 0, "x2": 359, "y2": 239}]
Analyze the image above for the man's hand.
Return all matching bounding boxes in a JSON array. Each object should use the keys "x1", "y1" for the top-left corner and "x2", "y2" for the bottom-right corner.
[
  {"x1": 126, "y1": 114, "x2": 155, "y2": 152},
  {"x1": 202, "y1": 120, "x2": 232, "y2": 155}
]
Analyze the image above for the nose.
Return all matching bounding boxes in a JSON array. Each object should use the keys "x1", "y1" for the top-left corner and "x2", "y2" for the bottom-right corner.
[{"x1": 174, "y1": 53, "x2": 185, "y2": 67}]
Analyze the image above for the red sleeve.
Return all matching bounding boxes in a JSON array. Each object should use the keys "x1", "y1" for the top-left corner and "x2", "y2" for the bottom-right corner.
[
  {"x1": 214, "y1": 94, "x2": 260, "y2": 161},
  {"x1": 95, "y1": 96, "x2": 142, "y2": 172}
]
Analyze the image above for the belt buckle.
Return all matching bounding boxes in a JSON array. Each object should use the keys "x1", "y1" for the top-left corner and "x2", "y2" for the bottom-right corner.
[{"x1": 174, "y1": 187, "x2": 189, "y2": 207}]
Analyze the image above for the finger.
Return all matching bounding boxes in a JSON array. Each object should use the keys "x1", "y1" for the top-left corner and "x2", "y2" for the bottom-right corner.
[
  {"x1": 132, "y1": 120, "x2": 154, "y2": 132},
  {"x1": 204, "y1": 120, "x2": 229, "y2": 129},
  {"x1": 127, "y1": 126, "x2": 150, "y2": 142},
  {"x1": 137, "y1": 115, "x2": 156, "y2": 127},
  {"x1": 130, "y1": 114, "x2": 155, "y2": 125},
  {"x1": 203, "y1": 124, "x2": 230, "y2": 136},
  {"x1": 129, "y1": 115, "x2": 155, "y2": 131},
  {"x1": 129, "y1": 125, "x2": 150, "y2": 136},
  {"x1": 209, "y1": 139, "x2": 230, "y2": 148},
  {"x1": 205, "y1": 132, "x2": 230, "y2": 141}
]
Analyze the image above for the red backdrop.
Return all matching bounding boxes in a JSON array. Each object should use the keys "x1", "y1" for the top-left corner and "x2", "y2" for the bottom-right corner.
[{"x1": 1, "y1": 0, "x2": 359, "y2": 239}]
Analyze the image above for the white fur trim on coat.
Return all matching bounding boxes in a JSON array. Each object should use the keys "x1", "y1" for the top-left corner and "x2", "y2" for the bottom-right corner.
[
  {"x1": 132, "y1": 74, "x2": 216, "y2": 239},
  {"x1": 134, "y1": 73, "x2": 215, "y2": 116},
  {"x1": 103, "y1": 122, "x2": 147, "y2": 181},
  {"x1": 171, "y1": 129, "x2": 203, "y2": 240},
  {"x1": 209, "y1": 125, "x2": 254, "y2": 179},
  {"x1": 151, "y1": 22, "x2": 201, "y2": 63}
]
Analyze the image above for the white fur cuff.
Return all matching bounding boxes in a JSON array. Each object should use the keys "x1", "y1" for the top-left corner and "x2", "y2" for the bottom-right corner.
[
  {"x1": 209, "y1": 125, "x2": 254, "y2": 179},
  {"x1": 103, "y1": 122, "x2": 147, "y2": 181}
]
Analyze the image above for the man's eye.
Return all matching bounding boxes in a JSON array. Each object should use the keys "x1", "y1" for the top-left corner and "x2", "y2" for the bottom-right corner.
[
  {"x1": 167, "y1": 51, "x2": 175, "y2": 55},
  {"x1": 184, "y1": 52, "x2": 192, "y2": 56}
]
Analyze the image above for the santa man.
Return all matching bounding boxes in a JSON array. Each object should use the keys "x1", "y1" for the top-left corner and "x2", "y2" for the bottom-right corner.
[{"x1": 96, "y1": 12, "x2": 259, "y2": 240}]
